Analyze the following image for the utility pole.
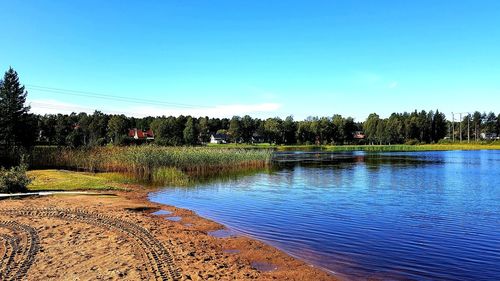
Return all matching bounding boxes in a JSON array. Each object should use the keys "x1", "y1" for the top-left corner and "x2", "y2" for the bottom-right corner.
[
  {"x1": 467, "y1": 114, "x2": 470, "y2": 143},
  {"x1": 459, "y1": 113, "x2": 462, "y2": 142},
  {"x1": 452, "y1": 112, "x2": 471, "y2": 143},
  {"x1": 452, "y1": 112, "x2": 455, "y2": 142}
]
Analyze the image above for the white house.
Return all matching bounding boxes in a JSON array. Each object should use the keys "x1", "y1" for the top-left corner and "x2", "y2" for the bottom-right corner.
[
  {"x1": 210, "y1": 134, "x2": 229, "y2": 144},
  {"x1": 480, "y1": 133, "x2": 499, "y2": 140}
]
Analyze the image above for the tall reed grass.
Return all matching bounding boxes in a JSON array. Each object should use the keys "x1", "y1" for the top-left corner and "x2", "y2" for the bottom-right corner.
[{"x1": 31, "y1": 146, "x2": 272, "y2": 185}]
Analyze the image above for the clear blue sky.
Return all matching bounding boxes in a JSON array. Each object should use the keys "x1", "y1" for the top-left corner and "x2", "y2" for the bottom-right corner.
[{"x1": 1, "y1": 1, "x2": 499, "y2": 121}]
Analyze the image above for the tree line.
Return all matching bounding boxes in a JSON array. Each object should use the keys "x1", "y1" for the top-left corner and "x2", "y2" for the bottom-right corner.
[{"x1": 2, "y1": 67, "x2": 500, "y2": 161}]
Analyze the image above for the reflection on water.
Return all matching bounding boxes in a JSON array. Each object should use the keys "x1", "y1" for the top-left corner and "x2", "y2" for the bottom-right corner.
[
  {"x1": 165, "y1": 216, "x2": 182, "y2": 222},
  {"x1": 149, "y1": 151, "x2": 500, "y2": 281},
  {"x1": 208, "y1": 229, "x2": 235, "y2": 238},
  {"x1": 251, "y1": 261, "x2": 278, "y2": 272},
  {"x1": 152, "y1": 210, "x2": 172, "y2": 216}
]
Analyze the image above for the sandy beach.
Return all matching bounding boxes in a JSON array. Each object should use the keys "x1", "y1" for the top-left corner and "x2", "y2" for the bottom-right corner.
[{"x1": 0, "y1": 189, "x2": 337, "y2": 280}]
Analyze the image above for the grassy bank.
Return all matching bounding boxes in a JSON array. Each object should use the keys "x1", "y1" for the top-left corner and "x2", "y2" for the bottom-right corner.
[
  {"x1": 31, "y1": 146, "x2": 272, "y2": 185},
  {"x1": 27, "y1": 170, "x2": 134, "y2": 191}
]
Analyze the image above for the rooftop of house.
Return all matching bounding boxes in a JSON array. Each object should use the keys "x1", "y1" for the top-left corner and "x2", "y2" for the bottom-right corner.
[{"x1": 128, "y1": 128, "x2": 154, "y2": 138}]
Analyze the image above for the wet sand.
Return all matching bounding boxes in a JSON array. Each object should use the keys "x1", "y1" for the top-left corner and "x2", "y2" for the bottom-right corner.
[{"x1": 0, "y1": 190, "x2": 338, "y2": 280}]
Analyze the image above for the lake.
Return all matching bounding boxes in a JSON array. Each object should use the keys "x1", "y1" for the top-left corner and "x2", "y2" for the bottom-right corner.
[{"x1": 149, "y1": 150, "x2": 500, "y2": 281}]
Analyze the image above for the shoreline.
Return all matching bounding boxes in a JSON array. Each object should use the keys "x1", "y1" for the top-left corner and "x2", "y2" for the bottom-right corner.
[
  {"x1": 145, "y1": 192, "x2": 349, "y2": 280},
  {"x1": 0, "y1": 188, "x2": 338, "y2": 280},
  {"x1": 137, "y1": 188, "x2": 342, "y2": 281}
]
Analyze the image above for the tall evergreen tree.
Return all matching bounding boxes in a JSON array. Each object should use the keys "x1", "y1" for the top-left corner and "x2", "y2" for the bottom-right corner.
[
  {"x1": 496, "y1": 113, "x2": 500, "y2": 136},
  {"x1": 485, "y1": 112, "x2": 497, "y2": 135},
  {"x1": 472, "y1": 111, "x2": 482, "y2": 141},
  {"x1": 0, "y1": 67, "x2": 37, "y2": 157},
  {"x1": 432, "y1": 110, "x2": 447, "y2": 142}
]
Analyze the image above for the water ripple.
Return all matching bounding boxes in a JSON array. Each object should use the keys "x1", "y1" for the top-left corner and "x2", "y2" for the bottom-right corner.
[{"x1": 150, "y1": 151, "x2": 500, "y2": 281}]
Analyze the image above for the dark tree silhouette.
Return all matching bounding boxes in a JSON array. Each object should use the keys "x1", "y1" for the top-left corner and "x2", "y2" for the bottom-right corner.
[{"x1": 0, "y1": 67, "x2": 37, "y2": 164}]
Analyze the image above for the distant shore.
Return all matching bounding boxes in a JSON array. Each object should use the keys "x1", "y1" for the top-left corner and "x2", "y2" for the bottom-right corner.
[{"x1": 207, "y1": 142, "x2": 500, "y2": 152}]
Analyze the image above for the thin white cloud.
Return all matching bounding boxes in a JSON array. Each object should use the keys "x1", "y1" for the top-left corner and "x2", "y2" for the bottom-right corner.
[
  {"x1": 28, "y1": 98, "x2": 282, "y2": 118},
  {"x1": 28, "y1": 99, "x2": 95, "y2": 115},
  {"x1": 133, "y1": 103, "x2": 282, "y2": 118}
]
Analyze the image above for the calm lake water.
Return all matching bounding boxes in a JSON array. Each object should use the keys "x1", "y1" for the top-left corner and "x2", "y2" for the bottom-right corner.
[{"x1": 149, "y1": 150, "x2": 500, "y2": 281}]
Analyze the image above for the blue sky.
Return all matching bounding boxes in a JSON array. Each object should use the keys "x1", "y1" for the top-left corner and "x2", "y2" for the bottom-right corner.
[{"x1": 1, "y1": 1, "x2": 499, "y2": 121}]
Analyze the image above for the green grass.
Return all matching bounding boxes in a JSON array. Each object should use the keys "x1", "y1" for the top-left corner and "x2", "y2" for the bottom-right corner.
[{"x1": 27, "y1": 170, "x2": 132, "y2": 191}]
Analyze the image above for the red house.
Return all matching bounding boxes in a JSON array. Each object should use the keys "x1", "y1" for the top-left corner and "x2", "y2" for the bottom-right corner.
[
  {"x1": 353, "y1": 131, "x2": 365, "y2": 139},
  {"x1": 128, "y1": 129, "x2": 155, "y2": 140}
]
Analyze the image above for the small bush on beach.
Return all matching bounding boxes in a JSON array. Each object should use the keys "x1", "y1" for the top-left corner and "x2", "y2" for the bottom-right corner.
[{"x1": 0, "y1": 163, "x2": 32, "y2": 193}]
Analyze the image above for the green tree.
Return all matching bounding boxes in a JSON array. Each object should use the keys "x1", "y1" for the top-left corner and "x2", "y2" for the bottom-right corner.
[
  {"x1": 264, "y1": 117, "x2": 283, "y2": 144},
  {"x1": 0, "y1": 67, "x2": 38, "y2": 166},
  {"x1": 496, "y1": 113, "x2": 500, "y2": 136},
  {"x1": 240, "y1": 115, "x2": 255, "y2": 143},
  {"x1": 386, "y1": 114, "x2": 403, "y2": 144},
  {"x1": 331, "y1": 115, "x2": 345, "y2": 144},
  {"x1": 228, "y1": 116, "x2": 242, "y2": 143},
  {"x1": 432, "y1": 110, "x2": 447, "y2": 142},
  {"x1": 364, "y1": 113, "x2": 380, "y2": 145},
  {"x1": 198, "y1": 117, "x2": 210, "y2": 143},
  {"x1": 375, "y1": 119, "x2": 388, "y2": 144},
  {"x1": 38, "y1": 115, "x2": 57, "y2": 144},
  {"x1": 472, "y1": 111, "x2": 482, "y2": 141},
  {"x1": 0, "y1": 67, "x2": 37, "y2": 164},
  {"x1": 343, "y1": 117, "x2": 357, "y2": 144},
  {"x1": 88, "y1": 111, "x2": 109, "y2": 146},
  {"x1": 485, "y1": 112, "x2": 497, "y2": 135},
  {"x1": 66, "y1": 127, "x2": 85, "y2": 148},
  {"x1": 318, "y1": 117, "x2": 333, "y2": 144},
  {"x1": 107, "y1": 114, "x2": 129, "y2": 145},
  {"x1": 296, "y1": 121, "x2": 310, "y2": 144},
  {"x1": 150, "y1": 117, "x2": 183, "y2": 145},
  {"x1": 183, "y1": 117, "x2": 198, "y2": 145},
  {"x1": 282, "y1": 116, "x2": 296, "y2": 144},
  {"x1": 406, "y1": 111, "x2": 420, "y2": 141}
]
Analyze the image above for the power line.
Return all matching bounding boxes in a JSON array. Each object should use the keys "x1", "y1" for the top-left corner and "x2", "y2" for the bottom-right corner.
[
  {"x1": 29, "y1": 100, "x2": 289, "y2": 119},
  {"x1": 26, "y1": 84, "x2": 297, "y2": 118},
  {"x1": 29, "y1": 101, "x2": 144, "y2": 116},
  {"x1": 26, "y1": 84, "x2": 213, "y2": 109}
]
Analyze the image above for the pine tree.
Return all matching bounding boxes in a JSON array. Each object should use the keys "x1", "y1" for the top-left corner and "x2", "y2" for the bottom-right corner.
[
  {"x1": 432, "y1": 110, "x2": 447, "y2": 142},
  {"x1": 0, "y1": 67, "x2": 35, "y2": 150}
]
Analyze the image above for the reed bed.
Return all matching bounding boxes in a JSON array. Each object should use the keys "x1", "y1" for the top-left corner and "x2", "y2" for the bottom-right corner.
[{"x1": 31, "y1": 146, "x2": 272, "y2": 185}]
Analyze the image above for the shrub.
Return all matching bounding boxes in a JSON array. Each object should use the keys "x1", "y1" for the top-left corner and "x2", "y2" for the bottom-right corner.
[{"x1": 0, "y1": 163, "x2": 32, "y2": 193}]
